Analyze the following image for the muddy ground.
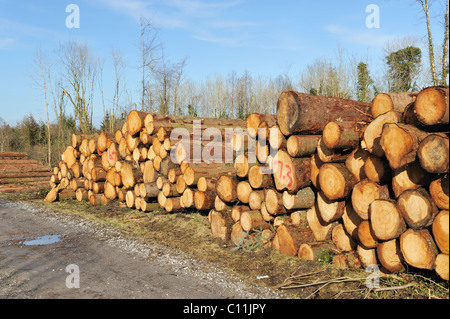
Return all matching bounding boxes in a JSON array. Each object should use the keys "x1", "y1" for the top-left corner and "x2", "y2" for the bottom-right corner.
[{"x1": 0, "y1": 191, "x2": 448, "y2": 301}]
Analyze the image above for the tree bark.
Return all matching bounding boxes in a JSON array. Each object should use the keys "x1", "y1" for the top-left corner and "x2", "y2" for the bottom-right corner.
[
  {"x1": 209, "y1": 209, "x2": 234, "y2": 241},
  {"x1": 282, "y1": 187, "x2": 315, "y2": 210},
  {"x1": 240, "y1": 210, "x2": 270, "y2": 232},
  {"x1": 194, "y1": 190, "x2": 216, "y2": 211},
  {"x1": 139, "y1": 182, "x2": 159, "y2": 199},
  {"x1": 322, "y1": 121, "x2": 364, "y2": 150},
  {"x1": 276, "y1": 91, "x2": 371, "y2": 136},
  {"x1": 286, "y1": 135, "x2": 320, "y2": 158}
]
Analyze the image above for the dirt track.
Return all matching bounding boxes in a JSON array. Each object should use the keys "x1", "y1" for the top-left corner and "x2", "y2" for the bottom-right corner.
[{"x1": 0, "y1": 198, "x2": 283, "y2": 299}]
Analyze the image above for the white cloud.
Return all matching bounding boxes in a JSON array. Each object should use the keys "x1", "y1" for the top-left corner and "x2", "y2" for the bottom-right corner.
[
  {"x1": 0, "y1": 37, "x2": 16, "y2": 49},
  {"x1": 325, "y1": 23, "x2": 397, "y2": 48}
]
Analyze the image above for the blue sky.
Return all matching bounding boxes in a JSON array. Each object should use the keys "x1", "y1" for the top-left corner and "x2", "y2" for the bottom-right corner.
[{"x1": 0, "y1": 0, "x2": 446, "y2": 126}]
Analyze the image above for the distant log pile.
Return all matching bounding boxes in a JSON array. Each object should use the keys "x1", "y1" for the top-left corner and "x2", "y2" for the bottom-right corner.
[
  {"x1": 44, "y1": 86, "x2": 449, "y2": 282},
  {"x1": 0, "y1": 151, "x2": 52, "y2": 192}
]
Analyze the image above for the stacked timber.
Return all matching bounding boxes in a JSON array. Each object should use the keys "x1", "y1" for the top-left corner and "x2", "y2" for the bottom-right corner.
[
  {"x1": 0, "y1": 151, "x2": 52, "y2": 192},
  {"x1": 267, "y1": 87, "x2": 447, "y2": 281},
  {"x1": 43, "y1": 86, "x2": 449, "y2": 282}
]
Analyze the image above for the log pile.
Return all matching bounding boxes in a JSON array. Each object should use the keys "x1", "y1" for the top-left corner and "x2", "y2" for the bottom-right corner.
[
  {"x1": 0, "y1": 151, "x2": 52, "y2": 193},
  {"x1": 44, "y1": 86, "x2": 449, "y2": 282}
]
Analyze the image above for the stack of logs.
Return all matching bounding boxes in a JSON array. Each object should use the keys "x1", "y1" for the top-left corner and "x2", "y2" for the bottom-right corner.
[
  {"x1": 44, "y1": 86, "x2": 449, "y2": 281},
  {"x1": 0, "y1": 151, "x2": 52, "y2": 193}
]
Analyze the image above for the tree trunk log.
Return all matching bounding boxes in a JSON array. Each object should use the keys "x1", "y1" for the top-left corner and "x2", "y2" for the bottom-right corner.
[
  {"x1": 435, "y1": 254, "x2": 449, "y2": 280},
  {"x1": 322, "y1": 121, "x2": 364, "y2": 150},
  {"x1": 417, "y1": 134, "x2": 449, "y2": 174},
  {"x1": 194, "y1": 190, "x2": 216, "y2": 211},
  {"x1": 276, "y1": 223, "x2": 316, "y2": 257},
  {"x1": 316, "y1": 190, "x2": 346, "y2": 223},
  {"x1": 429, "y1": 175, "x2": 449, "y2": 210},
  {"x1": 248, "y1": 165, "x2": 274, "y2": 189},
  {"x1": 362, "y1": 110, "x2": 401, "y2": 157},
  {"x1": 248, "y1": 190, "x2": 266, "y2": 210},
  {"x1": 286, "y1": 135, "x2": 320, "y2": 158},
  {"x1": 276, "y1": 91, "x2": 371, "y2": 136},
  {"x1": 318, "y1": 163, "x2": 357, "y2": 200},
  {"x1": 357, "y1": 220, "x2": 378, "y2": 249},
  {"x1": 265, "y1": 189, "x2": 287, "y2": 215},
  {"x1": 364, "y1": 154, "x2": 390, "y2": 184},
  {"x1": 369, "y1": 199, "x2": 407, "y2": 241},
  {"x1": 397, "y1": 188, "x2": 439, "y2": 229},
  {"x1": 282, "y1": 187, "x2": 315, "y2": 210},
  {"x1": 165, "y1": 197, "x2": 183, "y2": 212},
  {"x1": 351, "y1": 179, "x2": 390, "y2": 220},
  {"x1": 432, "y1": 210, "x2": 449, "y2": 254},
  {"x1": 246, "y1": 113, "x2": 277, "y2": 138},
  {"x1": 236, "y1": 181, "x2": 252, "y2": 204},
  {"x1": 345, "y1": 147, "x2": 370, "y2": 182},
  {"x1": 400, "y1": 228, "x2": 438, "y2": 270},
  {"x1": 391, "y1": 160, "x2": 432, "y2": 198},
  {"x1": 376, "y1": 239, "x2": 405, "y2": 273},
  {"x1": 414, "y1": 86, "x2": 449, "y2": 125},
  {"x1": 273, "y1": 150, "x2": 311, "y2": 193},
  {"x1": 371, "y1": 92, "x2": 418, "y2": 118},
  {"x1": 298, "y1": 242, "x2": 337, "y2": 262},
  {"x1": 215, "y1": 175, "x2": 239, "y2": 203},
  {"x1": 126, "y1": 110, "x2": 148, "y2": 136},
  {"x1": 306, "y1": 204, "x2": 339, "y2": 241},
  {"x1": 331, "y1": 224, "x2": 356, "y2": 252},
  {"x1": 139, "y1": 182, "x2": 159, "y2": 199},
  {"x1": 209, "y1": 209, "x2": 234, "y2": 241},
  {"x1": 227, "y1": 205, "x2": 249, "y2": 223},
  {"x1": 240, "y1": 210, "x2": 270, "y2": 232},
  {"x1": 380, "y1": 123, "x2": 433, "y2": 169}
]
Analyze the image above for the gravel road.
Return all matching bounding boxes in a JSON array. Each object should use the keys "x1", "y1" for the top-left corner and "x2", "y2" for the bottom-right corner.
[{"x1": 0, "y1": 198, "x2": 284, "y2": 299}]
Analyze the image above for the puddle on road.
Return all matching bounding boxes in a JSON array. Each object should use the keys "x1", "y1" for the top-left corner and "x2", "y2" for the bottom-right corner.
[{"x1": 23, "y1": 235, "x2": 62, "y2": 246}]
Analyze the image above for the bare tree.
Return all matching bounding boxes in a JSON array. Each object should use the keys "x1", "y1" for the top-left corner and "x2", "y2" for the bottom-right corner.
[
  {"x1": 32, "y1": 48, "x2": 52, "y2": 166},
  {"x1": 59, "y1": 41, "x2": 98, "y2": 133},
  {"x1": 416, "y1": 0, "x2": 438, "y2": 85},
  {"x1": 140, "y1": 17, "x2": 160, "y2": 112},
  {"x1": 441, "y1": 0, "x2": 449, "y2": 84},
  {"x1": 172, "y1": 57, "x2": 188, "y2": 116}
]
